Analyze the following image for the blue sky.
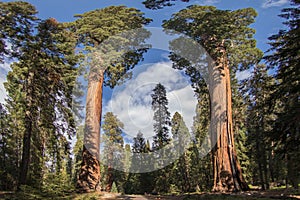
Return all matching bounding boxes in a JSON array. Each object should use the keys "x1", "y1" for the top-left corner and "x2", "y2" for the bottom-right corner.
[
  {"x1": 2, "y1": 0, "x2": 289, "y2": 51},
  {"x1": 0, "y1": 0, "x2": 291, "y2": 141}
]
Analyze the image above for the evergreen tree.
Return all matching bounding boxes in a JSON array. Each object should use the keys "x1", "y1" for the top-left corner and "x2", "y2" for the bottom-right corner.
[
  {"x1": 132, "y1": 131, "x2": 147, "y2": 172},
  {"x1": 171, "y1": 112, "x2": 191, "y2": 193},
  {"x1": 231, "y1": 75, "x2": 251, "y2": 184},
  {"x1": 0, "y1": 1, "x2": 38, "y2": 62},
  {"x1": 152, "y1": 83, "x2": 171, "y2": 150},
  {"x1": 163, "y1": 6, "x2": 262, "y2": 191},
  {"x1": 151, "y1": 83, "x2": 172, "y2": 193},
  {"x1": 126, "y1": 131, "x2": 154, "y2": 194},
  {"x1": 102, "y1": 112, "x2": 124, "y2": 192},
  {"x1": 0, "y1": 2, "x2": 39, "y2": 189},
  {"x1": 0, "y1": 103, "x2": 19, "y2": 190},
  {"x1": 4, "y1": 18, "x2": 78, "y2": 188},
  {"x1": 68, "y1": 6, "x2": 151, "y2": 191},
  {"x1": 264, "y1": 0, "x2": 300, "y2": 189},
  {"x1": 190, "y1": 91, "x2": 213, "y2": 192},
  {"x1": 241, "y1": 64, "x2": 276, "y2": 189},
  {"x1": 72, "y1": 125, "x2": 84, "y2": 185}
]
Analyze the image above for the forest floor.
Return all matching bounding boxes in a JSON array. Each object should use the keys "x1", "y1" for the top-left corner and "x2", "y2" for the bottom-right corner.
[{"x1": 0, "y1": 188, "x2": 299, "y2": 200}]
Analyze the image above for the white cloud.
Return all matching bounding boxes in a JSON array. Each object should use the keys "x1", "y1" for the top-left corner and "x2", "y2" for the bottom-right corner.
[
  {"x1": 104, "y1": 62, "x2": 197, "y2": 141},
  {"x1": 236, "y1": 69, "x2": 251, "y2": 81},
  {"x1": 262, "y1": 0, "x2": 289, "y2": 8},
  {"x1": 195, "y1": 0, "x2": 219, "y2": 5},
  {"x1": 0, "y1": 80, "x2": 6, "y2": 104},
  {"x1": 167, "y1": 85, "x2": 197, "y2": 130},
  {"x1": 0, "y1": 62, "x2": 11, "y2": 104},
  {"x1": 203, "y1": 0, "x2": 219, "y2": 5}
]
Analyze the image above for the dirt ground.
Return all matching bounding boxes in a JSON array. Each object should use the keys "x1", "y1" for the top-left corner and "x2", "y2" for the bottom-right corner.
[
  {"x1": 101, "y1": 190, "x2": 300, "y2": 200},
  {"x1": 1, "y1": 189, "x2": 299, "y2": 200}
]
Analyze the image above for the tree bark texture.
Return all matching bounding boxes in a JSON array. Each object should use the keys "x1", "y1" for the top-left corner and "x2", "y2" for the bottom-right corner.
[
  {"x1": 209, "y1": 47, "x2": 249, "y2": 192},
  {"x1": 77, "y1": 67, "x2": 104, "y2": 192}
]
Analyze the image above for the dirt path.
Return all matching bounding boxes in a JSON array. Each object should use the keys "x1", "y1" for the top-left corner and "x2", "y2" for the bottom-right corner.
[
  {"x1": 100, "y1": 192, "x2": 300, "y2": 200},
  {"x1": 102, "y1": 193, "x2": 162, "y2": 200},
  {"x1": 0, "y1": 190, "x2": 299, "y2": 200}
]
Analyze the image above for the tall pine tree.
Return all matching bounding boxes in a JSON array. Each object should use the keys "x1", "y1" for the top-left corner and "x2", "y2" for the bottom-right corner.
[
  {"x1": 264, "y1": 0, "x2": 300, "y2": 189},
  {"x1": 0, "y1": 1, "x2": 38, "y2": 62},
  {"x1": 151, "y1": 83, "x2": 172, "y2": 193},
  {"x1": 190, "y1": 88, "x2": 213, "y2": 192},
  {"x1": 4, "y1": 18, "x2": 78, "y2": 188},
  {"x1": 152, "y1": 83, "x2": 171, "y2": 150},
  {"x1": 171, "y1": 112, "x2": 191, "y2": 193},
  {"x1": 101, "y1": 112, "x2": 124, "y2": 192},
  {"x1": 241, "y1": 64, "x2": 275, "y2": 190}
]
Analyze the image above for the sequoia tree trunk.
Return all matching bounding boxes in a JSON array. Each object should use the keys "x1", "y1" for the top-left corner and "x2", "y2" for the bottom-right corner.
[
  {"x1": 209, "y1": 47, "x2": 249, "y2": 192},
  {"x1": 77, "y1": 67, "x2": 104, "y2": 192}
]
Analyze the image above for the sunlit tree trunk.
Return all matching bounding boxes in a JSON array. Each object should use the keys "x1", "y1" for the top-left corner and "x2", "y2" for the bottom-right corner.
[
  {"x1": 209, "y1": 46, "x2": 248, "y2": 192},
  {"x1": 77, "y1": 67, "x2": 104, "y2": 192}
]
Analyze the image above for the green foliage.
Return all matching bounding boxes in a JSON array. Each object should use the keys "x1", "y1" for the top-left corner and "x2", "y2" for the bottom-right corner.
[
  {"x1": 111, "y1": 182, "x2": 118, "y2": 193},
  {"x1": 0, "y1": 103, "x2": 19, "y2": 190},
  {"x1": 72, "y1": 126, "x2": 84, "y2": 184},
  {"x1": 190, "y1": 98, "x2": 213, "y2": 192},
  {"x1": 3, "y1": 15, "x2": 79, "y2": 188},
  {"x1": 102, "y1": 112, "x2": 125, "y2": 192},
  {"x1": 241, "y1": 64, "x2": 276, "y2": 189},
  {"x1": 152, "y1": 83, "x2": 171, "y2": 150},
  {"x1": 151, "y1": 83, "x2": 172, "y2": 193},
  {"x1": 231, "y1": 75, "x2": 251, "y2": 183},
  {"x1": 102, "y1": 112, "x2": 124, "y2": 149},
  {"x1": 125, "y1": 132, "x2": 155, "y2": 194},
  {"x1": 1, "y1": 0, "x2": 298, "y2": 195},
  {"x1": 264, "y1": 0, "x2": 300, "y2": 189},
  {"x1": 42, "y1": 170, "x2": 75, "y2": 197},
  {"x1": 131, "y1": 131, "x2": 148, "y2": 173},
  {"x1": 71, "y1": 6, "x2": 151, "y2": 46},
  {"x1": 164, "y1": 5, "x2": 263, "y2": 192},
  {"x1": 0, "y1": 1, "x2": 38, "y2": 62},
  {"x1": 142, "y1": 0, "x2": 189, "y2": 9},
  {"x1": 68, "y1": 6, "x2": 152, "y2": 88},
  {"x1": 170, "y1": 112, "x2": 191, "y2": 193},
  {"x1": 169, "y1": 184, "x2": 180, "y2": 195},
  {"x1": 163, "y1": 5, "x2": 263, "y2": 71}
]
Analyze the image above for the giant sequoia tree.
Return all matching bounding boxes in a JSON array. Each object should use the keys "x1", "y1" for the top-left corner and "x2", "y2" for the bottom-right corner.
[
  {"x1": 69, "y1": 6, "x2": 151, "y2": 191},
  {"x1": 163, "y1": 6, "x2": 262, "y2": 191}
]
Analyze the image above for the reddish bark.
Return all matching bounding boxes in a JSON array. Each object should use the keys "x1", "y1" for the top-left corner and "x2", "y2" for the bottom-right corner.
[
  {"x1": 77, "y1": 68, "x2": 104, "y2": 192},
  {"x1": 210, "y1": 47, "x2": 248, "y2": 192}
]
